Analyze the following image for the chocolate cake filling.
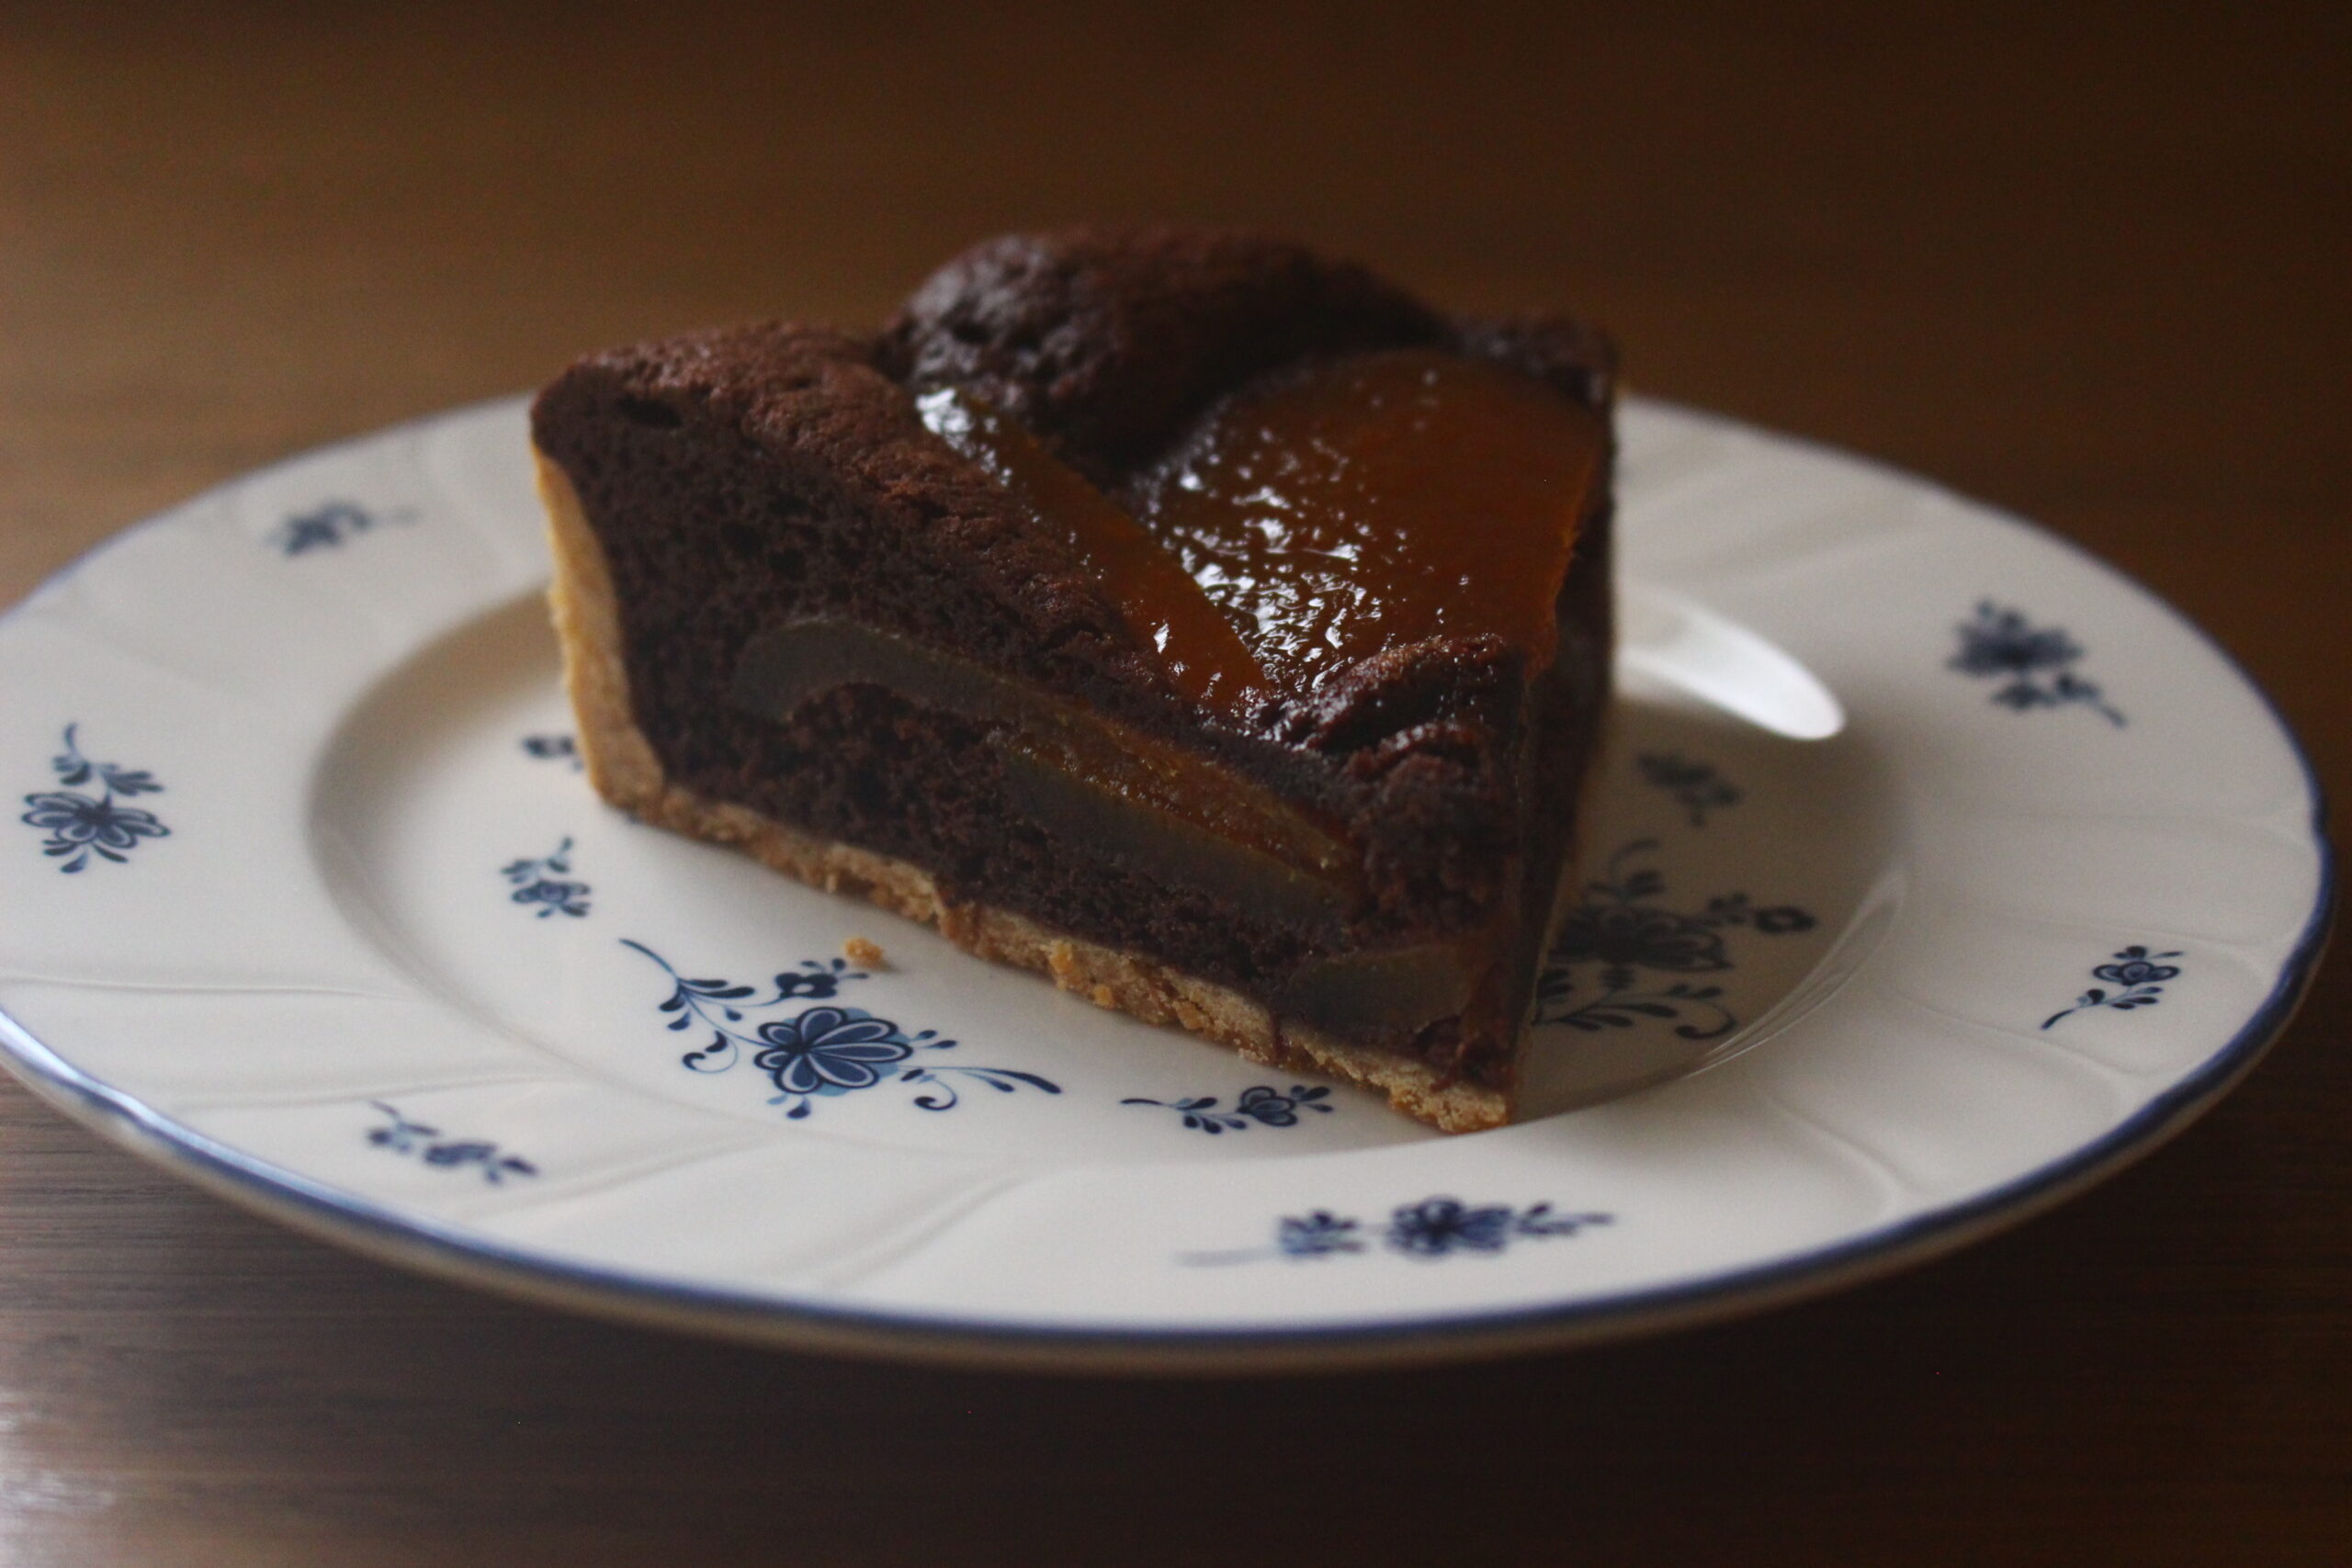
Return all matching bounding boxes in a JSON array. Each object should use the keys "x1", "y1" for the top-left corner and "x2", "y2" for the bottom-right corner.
[{"x1": 730, "y1": 617, "x2": 1355, "y2": 911}]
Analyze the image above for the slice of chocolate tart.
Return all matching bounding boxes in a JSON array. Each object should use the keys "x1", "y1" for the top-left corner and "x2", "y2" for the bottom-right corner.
[{"x1": 529, "y1": 228, "x2": 1615, "y2": 1132}]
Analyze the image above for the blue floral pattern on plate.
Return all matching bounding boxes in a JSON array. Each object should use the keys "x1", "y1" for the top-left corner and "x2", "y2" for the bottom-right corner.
[
  {"x1": 19, "y1": 725, "x2": 168, "y2": 873},
  {"x1": 1534, "y1": 839, "x2": 1815, "y2": 1040},
  {"x1": 521, "y1": 733, "x2": 582, "y2": 771},
  {"x1": 1636, "y1": 751, "x2": 1743, "y2": 827},
  {"x1": 624, "y1": 940, "x2": 1060, "y2": 1119},
  {"x1": 1184, "y1": 1197, "x2": 1611, "y2": 1265},
  {"x1": 1122, "y1": 1084, "x2": 1334, "y2": 1134},
  {"x1": 367, "y1": 1102, "x2": 538, "y2": 1184},
  {"x1": 2042, "y1": 945, "x2": 2183, "y2": 1029},
  {"x1": 272, "y1": 500, "x2": 413, "y2": 555},
  {"x1": 502, "y1": 838, "x2": 590, "y2": 918},
  {"x1": 1950, "y1": 601, "x2": 2124, "y2": 726}
]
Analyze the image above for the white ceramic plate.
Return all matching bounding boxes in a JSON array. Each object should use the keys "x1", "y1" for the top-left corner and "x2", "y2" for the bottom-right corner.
[{"x1": 0, "y1": 397, "x2": 2328, "y2": 1372}]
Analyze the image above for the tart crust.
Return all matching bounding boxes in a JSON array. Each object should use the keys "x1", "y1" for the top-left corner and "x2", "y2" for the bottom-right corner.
[{"x1": 538, "y1": 451, "x2": 1510, "y2": 1133}]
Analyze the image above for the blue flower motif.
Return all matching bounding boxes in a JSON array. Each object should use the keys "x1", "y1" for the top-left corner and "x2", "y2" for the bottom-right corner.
[
  {"x1": 1553, "y1": 902, "x2": 1730, "y2": 973},
  {"x1": 22, "y1": 791, "x2": 169, "y2": 871},
  {"x1": 509, "y1": 877, "x2": 590, "y2": 917},
  {"x1": 1387, "y1": 1197, "x2": 1519, "y2": 1257},
  {"x1": 1636, "y1": 751, "x2": 1743, "y2": 827},
  {"x1": 271, "y1": 500, "x2": 412, "y2": 555},
  {"x1": 501, "y1": 837, "x2": 589, "y2": 918},
  {"x1": 2043, "y1": 944, "x2": 2184, "y2": 1029},
  {"x1": 752, "y1": 1006, "x2": 915, "y2": 1096},
  {"x1": 521, "y1": 733, "x2": 583, "y2": 772},
  {"x1": 1751, "y1": 906, "x2": 1817, "y2": 936},
  {"x1": 1277, "y1": 1211, "x2": 1363, "y2": 1257},
  {"x1": 624, "y1": 940, "x2": 1057, "y2": 1119},
  {"x1": 1188, "y1": 1198, "x2": 1610, "y2": 1266},
  {"x1": 21, "y1": 726, "x2": 170, "y2": 873},
  {"x1": 1384, "y1": 1198, "x2": 1611, "y2": 1258},
  {"x1": 366, "y1": 1102, "x2": 537, "y2": 1185},
  {"x1": 1536, "y1": 840, "x2": 1816, "y2": 1039},
  {"x1": 1950, "y1": 602, "x2": 2124, "y2": 726},
  {"x1": 1236, "y1": 1084, "x2": 1328, "y2": 1126},
  {"x1": 772, "y1": 968, "x2": 850, "y2": 1000},
  {"x1": 1123, "y1": 1083, "x2": 1335, "y2": 1134},
  {"x1": 2092, "y1": 947, "x2": 2182, "y2": 989},
  {"x1": 1951, "y1": 604, "x2": 2081, "y2": 678}
]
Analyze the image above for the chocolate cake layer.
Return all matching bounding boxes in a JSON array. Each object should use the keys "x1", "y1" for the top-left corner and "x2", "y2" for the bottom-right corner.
[{"x1": 531, "y1": 227, "x2": 1615, "y2": 1130}]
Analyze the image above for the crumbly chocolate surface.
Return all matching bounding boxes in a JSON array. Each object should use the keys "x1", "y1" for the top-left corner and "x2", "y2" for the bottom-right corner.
[
  {"x1": 530, "y1": 227, "x2": 1615, "y2": 1118},
  {"x1": 887, "y1": 229, "x2": 1449, "y2": 483}
]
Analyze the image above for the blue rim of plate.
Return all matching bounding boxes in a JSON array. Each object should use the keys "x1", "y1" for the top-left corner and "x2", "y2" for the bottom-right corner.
[{"x1": 0, "y1": 400, "x2": 2332, "y2": 1373}]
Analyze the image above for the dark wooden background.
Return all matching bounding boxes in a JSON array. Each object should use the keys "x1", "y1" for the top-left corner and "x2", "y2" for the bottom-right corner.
[{"x1": 1, "y1": 5, "x2": 2343, "y2": 1563}]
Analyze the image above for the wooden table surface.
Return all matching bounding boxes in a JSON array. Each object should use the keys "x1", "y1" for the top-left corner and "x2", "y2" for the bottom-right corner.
[{"x1": 1, "y1": 5, "x2": 2343, "y2": 1563}]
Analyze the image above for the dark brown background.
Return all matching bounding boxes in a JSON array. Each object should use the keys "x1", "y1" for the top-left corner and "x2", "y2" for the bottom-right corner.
[{"x1": 1, "y1": 4, "x2": 2343, "y2": 1564}]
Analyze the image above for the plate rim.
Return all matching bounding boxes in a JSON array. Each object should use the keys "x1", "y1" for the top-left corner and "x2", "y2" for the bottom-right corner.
[{"x1": 0, "y1": 394, "x2": 2333, "y2": 1373}]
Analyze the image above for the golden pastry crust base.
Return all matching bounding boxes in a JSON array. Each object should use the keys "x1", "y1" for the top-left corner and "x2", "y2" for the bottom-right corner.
[{"x1": 536, "y1": 449, "x2": 1511, "y2": 1134}]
